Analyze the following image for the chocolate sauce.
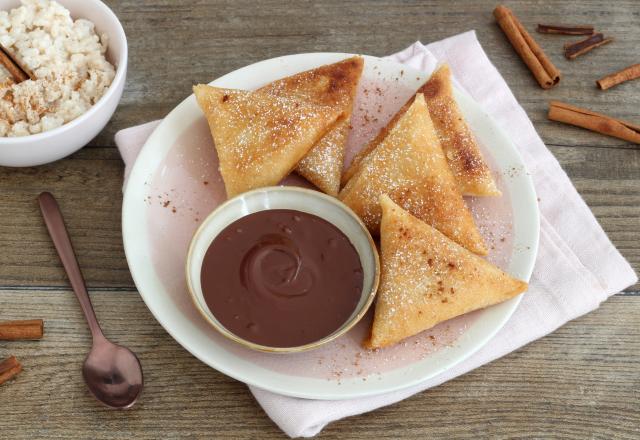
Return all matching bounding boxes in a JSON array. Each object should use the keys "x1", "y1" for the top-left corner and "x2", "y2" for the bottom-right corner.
[{"x1": 201, "y1": 209, "x2": 364, "y2": 348}]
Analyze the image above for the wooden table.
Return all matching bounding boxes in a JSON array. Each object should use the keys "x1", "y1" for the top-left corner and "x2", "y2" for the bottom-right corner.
[{"x1": 1, "y1": 1, "x2": 638, "y2": 438}]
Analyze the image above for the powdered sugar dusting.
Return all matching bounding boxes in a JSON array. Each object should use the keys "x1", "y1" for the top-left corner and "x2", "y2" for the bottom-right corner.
[
  {"x1": 144, "y1": 64, "x2": 516, "y2": 382},
  {"x1": 420, "y1": 67, "x2": 498, "y2": 195},
  {"x1": 195, "y1": 86, "x2": 339, "y2": 196},
  {"x1": 345, "y1": 76, "x2": 417, "y2": 169}
]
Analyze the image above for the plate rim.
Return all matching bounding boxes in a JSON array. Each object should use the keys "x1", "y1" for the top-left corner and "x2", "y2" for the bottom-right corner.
[{"x1": 122, "y1": 52, "x2": 540, "y2": 400}]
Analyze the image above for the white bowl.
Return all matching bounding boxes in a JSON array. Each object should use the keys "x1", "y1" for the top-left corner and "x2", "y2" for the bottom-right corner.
[
  {"x1": 0, "y1": 0, "x2": 127, "y2": 167},
  {"x1": 185, "y1": 187, "x2": 381, "y2": 353}
]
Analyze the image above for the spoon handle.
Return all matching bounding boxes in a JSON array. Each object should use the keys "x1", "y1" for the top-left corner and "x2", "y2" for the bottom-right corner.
[{"x1": 38, "y1": 192, "x2": 104, "y2": 340}]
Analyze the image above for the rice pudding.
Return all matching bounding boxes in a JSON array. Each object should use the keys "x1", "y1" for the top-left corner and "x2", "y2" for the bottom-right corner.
[{"x1": 0, "y1": 0, "x2": 116, "y2": 137}]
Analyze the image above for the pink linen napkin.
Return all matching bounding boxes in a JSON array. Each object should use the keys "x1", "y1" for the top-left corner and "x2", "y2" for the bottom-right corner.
[{"x1": 115, "y1": 31, "x2": 637, "y2": 438}]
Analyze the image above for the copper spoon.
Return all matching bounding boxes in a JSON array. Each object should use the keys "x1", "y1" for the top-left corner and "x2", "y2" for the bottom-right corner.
[{"x1": 38, "y1": 192, "x2": 143, "y2": 409}]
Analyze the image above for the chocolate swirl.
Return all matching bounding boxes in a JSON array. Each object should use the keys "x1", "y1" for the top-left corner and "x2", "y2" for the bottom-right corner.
[
  {"x1": 240, "y1": 234, "x2": 315, "y2": 299},
  {"x1": 200, "y1": 209, "x2": 363, "y2": 348}
]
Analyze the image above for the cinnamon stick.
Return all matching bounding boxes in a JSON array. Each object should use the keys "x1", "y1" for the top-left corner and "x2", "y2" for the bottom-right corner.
[
  {"x1": 564, "y1": 33, "x2": 613, "y2": 59},
  {"x1": 597, "y1": 63, "x2": 640, "y2": 90},
  {"x1": 0, "y1": 319, "x2": 44, "y2": 340},
  {"x1": 0, "y1": 356, "x2": 23, "y2": 386},
  {"x1": 537, "y1": 24, "x2": 594, "y2": 35},
  {"x1": 548, "y1": 101, "x2": 640, "y2": 144},
  {"x1": 0, "y1": 44, "x2": 32, "y2": 83},
  {"x1": 494, "y1": 5, "x2": 560, "y2": 89}
]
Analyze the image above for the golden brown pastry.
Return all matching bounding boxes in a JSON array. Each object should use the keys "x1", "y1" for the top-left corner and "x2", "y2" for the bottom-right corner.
[
  {"x1": 339, "y1": 93, "x2": 487, "y2": 255},
  {"x1": 365, "y1": 195, "x2": 528, "y2": 349},
  {"x1": 193, "y1": 84, "x2": 341, "y2": 198},
  {"x1": 343, "y1": 64, "x2": 499, "y2": 197},
  {"x1": 419, "y1": 65, "x2": 500, "y2": 196},
  {"x1": 260, "y1": 56, "x2": 364, "y2": 196}
]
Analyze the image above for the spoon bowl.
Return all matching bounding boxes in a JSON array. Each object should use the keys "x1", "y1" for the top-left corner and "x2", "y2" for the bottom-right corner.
[{"x1": 83, "y1": 339, "x2": 143, "y2": 409}]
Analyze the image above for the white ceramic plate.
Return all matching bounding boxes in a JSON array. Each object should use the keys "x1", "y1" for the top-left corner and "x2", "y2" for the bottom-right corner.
[{"x1": 122, "y1": 53, "x2": 539, "y2": 400}]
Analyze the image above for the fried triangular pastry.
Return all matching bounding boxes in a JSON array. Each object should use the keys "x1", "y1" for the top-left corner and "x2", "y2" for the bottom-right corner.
[
  {"x1": 194, "y1": 84, "x2": 341, "y2": 197},
  {"x1": 365, "y1": 195, "x2": 528, "y2": 349},
  {"x1": 418, "y1": 65, "x2": 499, "y2": 196},
  {"x1": 339, "y1": 93, "x2": 487, "y2": 255},
  {"x1": 260, "y1": 57, "x2": 364, "y2": 195},
  {"x1": 343, "y1": 65, "x2": 499, "y2": 197}
]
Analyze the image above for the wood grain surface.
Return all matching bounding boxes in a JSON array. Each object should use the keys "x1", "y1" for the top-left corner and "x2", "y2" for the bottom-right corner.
[
  {"x1": 0, "y1": 0, "x2": 638, "y2": 438},
  {"x1": 1, "y1": 290, "x2": 638, "y2": 439}
]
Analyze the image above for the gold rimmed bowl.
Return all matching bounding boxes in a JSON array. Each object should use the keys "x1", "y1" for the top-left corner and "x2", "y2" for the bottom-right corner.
[{"x1": 185, "y1": 186, "x2": 380, "y2": 353}]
